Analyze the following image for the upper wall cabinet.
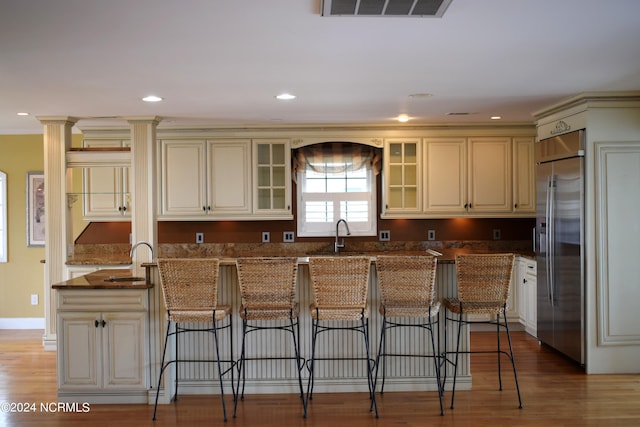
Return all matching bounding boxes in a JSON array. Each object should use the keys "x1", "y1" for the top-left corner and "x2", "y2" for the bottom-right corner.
[
  {"x1": 82, "y1": 139, "x2": 131, "y2": 221},
  {"x1": 382, "y1": 139, "x2": 422, "y2": 214},
  {"x1": 512, "y1": 137, "x2": 535, "y2": 213},
  {"x1": 467, "y1": 137, "x2": 513, "y2": 213},
  {"x1": 382, "y1": 136, "x2": 535, "y2": 219},
  {"x1": 252, "y1": 139, "x2": 292, "y2": 219},
  {"x1": 159, "y1": 139, "x2": 251, "y2": 219}
]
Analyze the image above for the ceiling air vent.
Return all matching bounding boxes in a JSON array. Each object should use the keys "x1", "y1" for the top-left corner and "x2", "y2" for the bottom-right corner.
[{"x1": 321, "y1": 0, "x2": 452, "y2": 17}]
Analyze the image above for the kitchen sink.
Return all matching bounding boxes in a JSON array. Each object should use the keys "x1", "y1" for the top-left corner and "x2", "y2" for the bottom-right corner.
[{"x1": 104, "y1": 276, "x2": 146, "y2": 282}]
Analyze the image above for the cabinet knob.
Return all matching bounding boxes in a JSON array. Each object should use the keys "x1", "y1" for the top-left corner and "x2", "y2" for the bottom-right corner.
[
  {"x1": 514, "y1": 203, "x2": 519, "y2": 208},
  {"x1": 101, "y1": 320, "x2": 106, "y2": 327},
  {"x1": 122, "y1": 206, "x2": 127, "y2": 212},
  {"x1": 94, "y1": 319, "x2": 99, "y2": 328},
  {"x1": 202, "y1": 206, "x2": 206, "y2": 212}
]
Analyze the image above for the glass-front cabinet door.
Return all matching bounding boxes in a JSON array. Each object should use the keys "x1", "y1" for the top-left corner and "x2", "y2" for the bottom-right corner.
[
  {"x1": 383, "y1": 139, "x2": 421, "y2": 216},
  {"x1": 252, "y1": 139, "x2": 292, "y2": 218}
]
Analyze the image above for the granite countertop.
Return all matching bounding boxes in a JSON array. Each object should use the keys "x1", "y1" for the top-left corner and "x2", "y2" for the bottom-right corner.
[
  {"x1": 65, "y1": 241, "x2": 534, "y2": 267},
  {"x1": 52, "y1": 268, "x2": 153, "y2": 289}
]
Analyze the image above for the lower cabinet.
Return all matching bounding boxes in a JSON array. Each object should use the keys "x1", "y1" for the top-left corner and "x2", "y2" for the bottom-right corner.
[
  {"x1": 56, "y1": 289, "x2": 148, "y2": 403},
  {"x1": 518, "y1": 257, "x2": 537, "y2": 336}
]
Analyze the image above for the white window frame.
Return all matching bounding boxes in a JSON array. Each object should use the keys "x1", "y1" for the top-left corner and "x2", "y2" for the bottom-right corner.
[
  {"x1": 0, "y1": 171, "x2": 6, "y2": 262},
  {"x1": 296, "y1": 164, "x2": 376, "y2": 238}
]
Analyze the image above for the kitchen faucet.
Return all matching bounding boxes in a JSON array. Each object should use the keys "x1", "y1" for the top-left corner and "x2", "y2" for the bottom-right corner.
[
  {"x1": 334, "y1": 219, "x2": 351, "y2": 254},
  {"x1": 130, "y1": 241, "x2": 154, "y2": 260}
]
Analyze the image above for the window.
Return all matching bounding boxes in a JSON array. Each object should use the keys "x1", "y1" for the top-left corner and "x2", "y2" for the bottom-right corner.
[
  {"x1": 296, "y1": 143, "x2": 379, "y2": 237},
  {"x1": 0, "y1": 171, "x2": 6, "y2": 262}
]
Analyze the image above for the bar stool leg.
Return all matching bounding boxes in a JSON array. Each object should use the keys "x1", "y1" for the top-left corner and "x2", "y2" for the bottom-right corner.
[
  {"x1": 211, "y1": 318, "x2": 228, "y2": 422},
  {"x1": 362, "y1": 316, "x2": 379, "y2": 418},
  {"x1": 450, "y1": 311, "x2": 464, "y2": 410},
  {"x1": 428, "y1": 314, "x2": 445, "y2": 415},
  {"x1": 152, "y1": 320, "x2": 172, "y2": 421},
  {"x1": 373, "y1": 315, "x2": 388, "y2": 394}
]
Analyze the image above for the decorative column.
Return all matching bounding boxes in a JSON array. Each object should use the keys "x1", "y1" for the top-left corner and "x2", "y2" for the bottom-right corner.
[
  {"x1": 127, "y1": 117, "x2": 164, "y2": 402},
  {"x1": 127, "y1": 116, "x2": 161, "y2": 269},
  {"x1": 38, "y1": 117, "x2": 78, "y2": 350}
]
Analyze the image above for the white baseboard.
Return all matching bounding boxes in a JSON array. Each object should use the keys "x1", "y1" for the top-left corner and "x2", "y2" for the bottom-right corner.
[{"x1": 0, "y1": 318, "x2": 45, "y2": 329}]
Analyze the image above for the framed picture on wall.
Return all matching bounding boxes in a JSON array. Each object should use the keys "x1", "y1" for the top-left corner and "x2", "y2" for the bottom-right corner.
[{"x1": 27, "y1": 171, "x2": 45, "y2": 247}]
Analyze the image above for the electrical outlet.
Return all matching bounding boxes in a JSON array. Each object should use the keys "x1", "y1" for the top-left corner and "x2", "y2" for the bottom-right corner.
[
  {"x1": 428, "y1": 230, "x2": 436, "y2": 241},
  {"x1": 283, "y1": 231, "x2": 295, "y2": 243},
  {"x1": 31, "y1": 294, "x2": 38, "y2": 305},
  {"x1": 196, "y1": 232, "x2": 204, "y2": 244},
  {"x1": 262, "y1": 231, "x2": 270, "y2": 243},
  {"x1": 379, "y1": 230, "x2": 391, "y2": 241},
  {"x1": 493, "y1": 229, "x2": 501, "y2": 240}
]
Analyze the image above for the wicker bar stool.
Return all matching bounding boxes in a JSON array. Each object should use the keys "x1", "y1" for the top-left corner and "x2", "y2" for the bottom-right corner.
[
  {"x1": 233, "y1": 257, "x2": 305, "y2": 418},
  {"x1": 152, "y1": 258, "x2": 235, "y2": 422},
  {"x1": 374, "y1": 255, "x2": 444, "y2": 415},
  {"x1": 442, "y1": 253, "x2": 522, "y2": 410},
  {"x1": 306, "y1": 256, "x2": 378, "y2": 418}
]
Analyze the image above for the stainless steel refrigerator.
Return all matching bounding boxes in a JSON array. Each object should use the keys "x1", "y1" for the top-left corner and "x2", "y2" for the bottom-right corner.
[{"x1": 535, "y1": 129, "x2": 585, "y2": 366}]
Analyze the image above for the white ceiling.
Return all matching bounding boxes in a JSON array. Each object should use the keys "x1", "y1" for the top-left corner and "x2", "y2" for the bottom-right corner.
[{"x1": 1, "y1": 0, "x2": 640, "y2": 134}]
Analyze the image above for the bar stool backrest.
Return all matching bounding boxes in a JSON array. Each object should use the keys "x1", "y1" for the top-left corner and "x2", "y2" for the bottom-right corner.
[
  {"x1": 157, "y1": 258, "x2": 221, "y2": 312},
  {"x1": 455, "y1": 254, "x2": 515, "y2": 304},
  {"x1": 236, "y1": 257, "x2": 298, "y2": 310},
  {"x1": 376, "y1": 255, "x2": 437, "y2": 308},
  {"x1": 308, "y1": 256, "x2": 371, "y2": 308}
]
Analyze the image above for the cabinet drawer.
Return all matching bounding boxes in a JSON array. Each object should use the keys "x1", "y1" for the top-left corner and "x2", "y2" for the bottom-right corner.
[{"x1": 57, "y1": 289, "x2": 148, "y2": 312}]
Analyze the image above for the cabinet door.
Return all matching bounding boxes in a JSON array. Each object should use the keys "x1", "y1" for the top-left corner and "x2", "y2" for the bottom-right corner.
[
  {"x1": 523, "y1": 260, "x2": 537, "y2": 336},
  {"x1": 57, "y1": 312, "x2": 100, "y2": 389},
  {"x1": 253, "y1": 140, "x2": 292, "y2": 218},
  {"x1": 383, "y1": 139, "x2": 421, "y2": 214},
  {"x1": 160, "y1": 140, "x2": 207, "y2": 216},
  {"x1": 102, "y1": 312, "x2": 147, "y2": 389},
  {"x1": 83, "y1": 139, "x2": 130, "y2": 220},
  {"x1": 468, "y1": 137, "x2": 512, "y2": 213},
  {"x1": 513, "y1": 137, "x2": 535, "y2": 213},
  {"x1": 424, "y1": 138, "x2": 467, "y2": 213},
  {"x1": 208, "y1": 140, "x2": 251, "y2": 215}
]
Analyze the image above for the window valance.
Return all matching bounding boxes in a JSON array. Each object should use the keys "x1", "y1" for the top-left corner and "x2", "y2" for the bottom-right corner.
[{"x1": 292, "y1": 142, "x2": 382, "y2": 179}]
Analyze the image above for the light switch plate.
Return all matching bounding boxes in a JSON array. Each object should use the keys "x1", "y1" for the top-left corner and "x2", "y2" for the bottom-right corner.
[
  {"x1": 379, "y1": 230, "x2": 390, "y2": 241},
  {"x1": 196, "y1": 232, "x2": 204, "y2": 244},
  {"x1": 493, "y1": 229, "x2": 501, "y2": 240},
  {"x1": 428, "y1": 230, "x2": 436, "y2": 241},
  {"x1": 262, "y1": 231, "x2": 270, "y2": 243},
  {"x1": 283, "y1": 231, "x2": 295, "y2": 243}
]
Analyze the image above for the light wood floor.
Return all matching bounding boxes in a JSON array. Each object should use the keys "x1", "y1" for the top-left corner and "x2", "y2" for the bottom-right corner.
[{"x1": 1, "y1": 330, "x2": 639, "y2": 426}]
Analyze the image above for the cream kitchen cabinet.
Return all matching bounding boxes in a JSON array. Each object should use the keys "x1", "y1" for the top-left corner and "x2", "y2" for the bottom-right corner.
[
  {"x1": 159, "y1": 139, "x2": 251, "y2": 218},
  {"x1": 82, "y1": 139, "x2": 131, "y2": 220},
  {"x1": 253, "y1": 139, "x2": 292, "y2": 219},
  {"x1": 512, "y1": 137, "x2": 535, "y2": 213},
  {"x1": 422, "y1": 136, "x2": 513, "y2": 215},
  {"x1": 517, "y1": 257, "x2": 537, "y2": 336},
  {"x1": 423, "y1": 137, "x2": 468, "y2": 213},
  {"x1": 56, "y1": 289, "x2": 148, "y2": 403},
  {"x1": 467, "y1": 137, "x2": 513, "y2": 214},
  {"x1": 383, "y1": 139, "x2": 422, "y2": 214},
  {"x1": 383, "y1": 136, "x2": 534, "y2": 218}
]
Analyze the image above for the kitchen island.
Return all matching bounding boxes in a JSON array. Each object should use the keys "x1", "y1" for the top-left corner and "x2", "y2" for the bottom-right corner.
[{"x1": 57, "y1": 243, "x2": 532, "y2": 405}]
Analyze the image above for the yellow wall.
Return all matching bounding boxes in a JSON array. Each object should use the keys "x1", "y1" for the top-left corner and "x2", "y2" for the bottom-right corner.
[
  {"x1": 0, "y1": 134, "x2": 84, "y2": 320},
  {"x1": 0, "y1": 134, "x2": 45, "y2": 318}
]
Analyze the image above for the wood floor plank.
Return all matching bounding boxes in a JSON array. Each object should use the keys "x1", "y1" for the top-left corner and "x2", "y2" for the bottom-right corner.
[{"x1": 1, "y1": 330, "x2": 639, "y2": 426}]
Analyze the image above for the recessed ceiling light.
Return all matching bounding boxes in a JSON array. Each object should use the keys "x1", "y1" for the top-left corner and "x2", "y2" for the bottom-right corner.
[
  {"x1": 409, "y1": 93, "x2": 433, "y2": 98},
  {"x1": 275, "y1": 93, "x2": 296, "y2": 100},
  {"x1": 491, "y1": 116, "x2": 502, "y2": 120},
  {"x1": 142, "y1": 95, "x2": 163, "y2": 102},
  {"x1": 396, "y1": 114, "x2": 410, "y2": 123},
  {"x1": 17, "y1": 112, "x2": 30, "y2": 116}
]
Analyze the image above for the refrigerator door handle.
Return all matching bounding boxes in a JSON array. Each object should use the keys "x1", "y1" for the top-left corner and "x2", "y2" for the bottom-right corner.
[
  {"x1": 545, "y1": 175, "x2": 554, "y2": 306},
  {"x1": 548, "y1": 175, "x2": 556, "y2": 307}
]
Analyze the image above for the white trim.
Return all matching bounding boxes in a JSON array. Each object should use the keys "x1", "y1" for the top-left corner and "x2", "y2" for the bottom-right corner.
[
  {"x1": 0, "y1": 170, "x2": 6, "y2": 262},
  {"x1": 0, "y1": 318, "x2": 46, "y2": 329}
]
